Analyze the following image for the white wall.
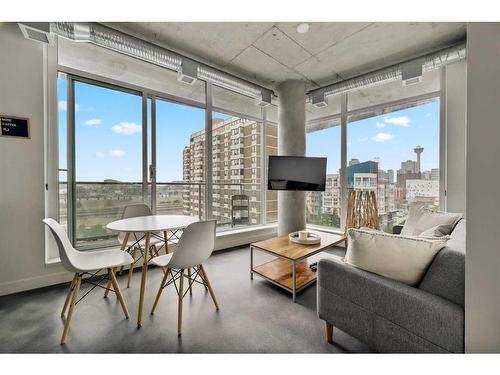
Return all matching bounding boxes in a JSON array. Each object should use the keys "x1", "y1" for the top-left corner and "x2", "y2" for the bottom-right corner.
[
  {"x1": 465, "y1": 22, "x2": 500, "y2": 353},
  {"x1": 445, "y1": 60, "x2": 467, "y2": 214},
  {"x1": 0, "y1": 23, "x2": 68, "y2": 295}
]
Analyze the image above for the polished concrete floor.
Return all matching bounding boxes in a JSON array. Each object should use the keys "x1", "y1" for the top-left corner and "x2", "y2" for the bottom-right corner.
[{"x1": 0, "y1": 246, "x2": 372, "y2": 353}]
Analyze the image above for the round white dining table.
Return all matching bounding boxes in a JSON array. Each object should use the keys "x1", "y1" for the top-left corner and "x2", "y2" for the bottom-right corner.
[{"x1": 106, "y1": 215, "x2": 198, "y2": 327}]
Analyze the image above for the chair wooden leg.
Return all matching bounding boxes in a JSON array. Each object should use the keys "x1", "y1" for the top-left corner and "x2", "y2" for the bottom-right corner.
[
  {"x1": 325, "y1": 321, "x2": 334, "y2": 344},
  {"x1": 104, "y1": 268, "x2": 115, "y2": 298},
  {"x1": 151, "y1": 268, "x2": 171, "y2": 315},
  {"x1": 61, "y1": 275, "x2": 77, "y2": 318},
  {"x1": 105, "y1": 232, "x2": 131, "y2": 297},
  {"x1": 199, "y1": 265, "x2": 219, "y2": 310},
  {"x1": 109, "y1": 268, "x2": 130, "y2": 319},
  {"x1": 178, "y1": 269, "x2": 184, "y2": 336},
  {"x1": 61, "y1": 274, "x2": 81, "y2": 345},
  {"x1": 163, "y1": 231, "x2": 169, "y2": 254},
  {"x1": 137, "y1": 232, "x2": 151, "y2": 328},
  {"x1": 127, "y1": 248, "x2": 136, "y2": 289},
  {"x1": 197, "y1": 266, "x2": 209, "y2": 291},
  {"x1": 187, "y1": 268, "x2": 193, "y2": 295}
]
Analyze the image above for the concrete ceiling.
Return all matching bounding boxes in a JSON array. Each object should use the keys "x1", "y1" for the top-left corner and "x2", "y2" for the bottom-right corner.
[{"x1": 105, "y1": 22, "x2": 466, "y2": 91}]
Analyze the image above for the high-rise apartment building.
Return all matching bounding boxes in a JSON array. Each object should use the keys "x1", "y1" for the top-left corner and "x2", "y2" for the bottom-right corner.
[
  {"x1": 182, "y1": 116, "x2": 277, "y2": 227},
  {"x1": 306, "y1": 174, "x2": 341, "y2": 227}
]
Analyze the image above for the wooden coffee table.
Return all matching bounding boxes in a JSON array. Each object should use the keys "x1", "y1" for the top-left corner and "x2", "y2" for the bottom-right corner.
[{"x1": 250, "y1": 230, "x2": 346, "y2": 302}]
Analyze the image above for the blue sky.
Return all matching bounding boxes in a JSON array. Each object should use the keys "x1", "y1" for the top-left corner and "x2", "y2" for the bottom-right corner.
[
  {"x1": 59, "y1": 78, "x2": 439, "y2": 181},
  {"x1": 58, "y1": 79, "x2": 229, "y2": 182},
  {"x1": 307, "y1": 101, "x2": 440, "y2": 174}
]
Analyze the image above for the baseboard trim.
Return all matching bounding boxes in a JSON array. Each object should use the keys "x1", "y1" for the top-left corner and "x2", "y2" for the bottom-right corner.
[{"x1": 0, "y1": 271, "x2": 73, "y2": 297}]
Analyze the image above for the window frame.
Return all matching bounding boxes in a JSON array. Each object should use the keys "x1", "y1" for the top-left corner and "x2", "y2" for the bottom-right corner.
[
  {"x1": 51, "y1": 65, "x2": 272, "y2": 252},
  {"x1": 306, "y1": 88, "x2": 445, "y2": 233}
]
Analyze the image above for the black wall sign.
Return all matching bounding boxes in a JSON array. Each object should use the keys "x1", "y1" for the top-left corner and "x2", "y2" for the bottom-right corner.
[{"x1": 0, "y1": 115, "x2": 30, "y2": 139}]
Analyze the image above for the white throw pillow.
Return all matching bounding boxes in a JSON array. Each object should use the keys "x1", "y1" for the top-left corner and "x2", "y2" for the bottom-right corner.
[
  {"x1": 401, "y1": 206, "x2": 462, "y2": 236},
  {"x1": 345, "y1": 228, "x2": 448, "y2": 286}
]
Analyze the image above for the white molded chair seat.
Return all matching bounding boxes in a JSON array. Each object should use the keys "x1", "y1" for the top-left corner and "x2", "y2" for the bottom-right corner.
[
  {"x1": 150, "y1": 253, "x2": 173, "y2": 268},
  {"x1": 75, "y1": 249, "x2": 134, "y2": 272}
]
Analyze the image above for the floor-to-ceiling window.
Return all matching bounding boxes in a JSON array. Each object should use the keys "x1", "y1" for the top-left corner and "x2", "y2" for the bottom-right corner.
[
  {"x1": 347, "y1": 101, "x2": 440, "y2": 233},
  {"x1": 154, "y1": 99, "x2": 205, "y2": 217},
  {"x1": 57, "y1": 74, "x2": 68, "y2": 229},
  {"x1": 210, "y1": 86, "x2": 275, "y2": 231},
  {"x1": 305, "y1": 97, "x2": 341, "y2": 229},
  {"x1": 72, "y1": 80, "x2": 143, "y2": 248},
  {"x1": 305, "y1": 69, "x2": 442, "y2": 233},
  {"x1": 265, "y1": 103, "x2": 278, "y2": 224},
  {"x1": 56, "y1": 36, "x2": 275, "y2": 248}
]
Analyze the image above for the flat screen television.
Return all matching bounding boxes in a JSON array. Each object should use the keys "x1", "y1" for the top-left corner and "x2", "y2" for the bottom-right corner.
[{"x1": 267, "y1": 156, "x2": 327, "y2": 191}]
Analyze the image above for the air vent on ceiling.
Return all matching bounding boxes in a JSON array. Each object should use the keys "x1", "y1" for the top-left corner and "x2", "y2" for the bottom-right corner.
[
  {"x1": 255, "y1": 90, "x2": 272, "y2": 107},
  {"x1": 18, "y1": 23, "x2": 54, "y2": 45},
  {"x1": 312, "y1": 91, "x2": 328, "y2": 108},
  {"x1": 177, "y1": 59, "x2": 198, "y2": 85},
  {"x1": 402, "y1": 76, "x2": 424, "y2": 86},
  {"x1": 401, "y1": 60, "x2": 423, "y2": 86}
]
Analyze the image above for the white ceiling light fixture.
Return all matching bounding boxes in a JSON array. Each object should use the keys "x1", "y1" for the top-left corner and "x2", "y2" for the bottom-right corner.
[{"x1": 296, "y1": 23, "x2": 310, "y2": 34}]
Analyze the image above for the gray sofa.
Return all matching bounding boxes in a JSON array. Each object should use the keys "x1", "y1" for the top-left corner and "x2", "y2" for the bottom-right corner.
[{"x1": 317, "y1": 219, "x2": 465, "y2": 353}]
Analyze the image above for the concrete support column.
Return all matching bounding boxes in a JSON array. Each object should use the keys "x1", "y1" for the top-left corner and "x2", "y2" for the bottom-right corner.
[{"x1": 277, "y1": 80, "x2": 306, "y2": 235}]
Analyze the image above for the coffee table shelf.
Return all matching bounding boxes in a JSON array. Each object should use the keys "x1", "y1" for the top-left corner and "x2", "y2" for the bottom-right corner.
[
  {"x1": 250, "y1": 230, "x2": 346, "y2": 302},
  {"x1": 253, "y1": 258, "x2": 317, "y2": 291}
]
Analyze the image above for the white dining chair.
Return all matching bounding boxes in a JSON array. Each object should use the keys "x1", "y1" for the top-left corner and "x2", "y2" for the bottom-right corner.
[
  {"x1": 115, "y1": 203, "x2": 163, "y2": 289},
  {"x1": 43, "y1": 218, "x2": 133, "y2": 344},
  {"x1": 150, "y1": 220, "x2": 219, "y2": 336}
]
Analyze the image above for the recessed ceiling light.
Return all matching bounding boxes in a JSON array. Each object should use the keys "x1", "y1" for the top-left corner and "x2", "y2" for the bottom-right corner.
[{"x1": 296, "y1": 23, "x2": 310, "y2": 34}]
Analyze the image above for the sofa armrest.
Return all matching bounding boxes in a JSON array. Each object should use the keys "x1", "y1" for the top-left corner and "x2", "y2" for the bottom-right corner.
[
  {"x1": 317, "y1": 258, "x2": 464, "y2": 352},
  {"x1": 392, "y1": 225, "x2": 403, "y2": 235}
]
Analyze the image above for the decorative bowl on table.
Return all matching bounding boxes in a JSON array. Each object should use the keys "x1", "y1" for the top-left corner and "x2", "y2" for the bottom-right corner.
[{"x1": 289, "y1": 231, "x2": 321, "y2": 245}]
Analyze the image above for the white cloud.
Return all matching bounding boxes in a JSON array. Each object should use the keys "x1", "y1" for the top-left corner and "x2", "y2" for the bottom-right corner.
[
  {"x1": 375, "y1": 122, "x2": 385, "y2": 128},
  {"x1": 58, "y1": 100, "x2": 80, "y2": 112},
  {"x1": 371, "y1": 133, "x2": 394, "y2": 142},
  {"x1": 109, "y1": 149, "x2": 125, "y2": 157},
  {"x1": 84, "y1": 118, "x2": 102, "y2": 126},
  {"x1": 58, "y1": 100, "x2": 67, "y2": 111},
  {"x1": 95, "y1": 151, "x2": 105, "y2": 158},
  {"x1": 384, "y1": 116, "x2": 410, "y2": 127},
  {"x1": 111, "y1": 122, "x2": 141, "y2": 135}
]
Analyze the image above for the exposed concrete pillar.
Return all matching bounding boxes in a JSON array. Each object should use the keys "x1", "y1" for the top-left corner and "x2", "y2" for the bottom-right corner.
[{"x1": 277, "y1": 80, "x2": 306, "y2": 235}]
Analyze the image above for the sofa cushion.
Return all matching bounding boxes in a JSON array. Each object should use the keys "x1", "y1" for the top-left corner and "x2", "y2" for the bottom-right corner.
[
  {"x1": 401, "y1": 206, "x2": 462, "y2": 236},
  {"x1": 345, "y1": 228, "x2": 448, "y2": 286},
  {"x1": 419, "y1": 223, "x2": 454, "y2": 237},
  {"x1": 418, "y1": 220, "x2": 466, "y2": 306}
]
